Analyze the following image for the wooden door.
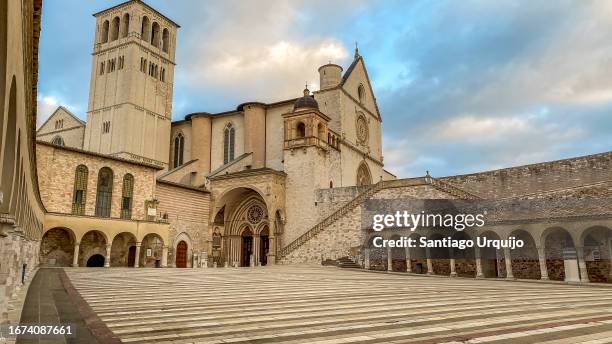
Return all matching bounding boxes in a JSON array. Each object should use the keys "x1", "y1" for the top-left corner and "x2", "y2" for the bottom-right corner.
[{"x1": 176, "y1": 240, "x2": 188, "y2": 268}]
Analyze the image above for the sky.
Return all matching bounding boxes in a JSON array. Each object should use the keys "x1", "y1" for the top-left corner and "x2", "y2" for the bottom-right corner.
[{"x1": 37, "y1": 0, "x2": 612, "y2": 178}]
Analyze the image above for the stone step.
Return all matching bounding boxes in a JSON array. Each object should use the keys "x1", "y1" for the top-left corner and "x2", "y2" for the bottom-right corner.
[{"x1": 63, "y1": 266, "x2": 612, "y2": 344}]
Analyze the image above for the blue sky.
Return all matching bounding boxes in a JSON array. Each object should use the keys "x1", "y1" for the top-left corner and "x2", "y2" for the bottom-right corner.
[{"x1": 38, "y1": 1, "x2": 612, "y2": 178}]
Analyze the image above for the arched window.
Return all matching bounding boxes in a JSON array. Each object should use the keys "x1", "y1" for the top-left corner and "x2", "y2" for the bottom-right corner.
[
  {"x1": 51, "y1": 136, "x2": 65, "y2": 146},
  {"x1": 101, "y1": 20, "x2": 109, "y2": 43},
  {"x1": 95, "y1": 167, "x2": 113, "y2": 217},
  {"x1": 151, "y1": 22, "x2": 160, "y2": 47},
  {"x1": 296, "y1": 122, "x2": 306, "y2": 138},
  {"x1": 223, "y1": 124, "x2": 235, "y2": 164},
  {"x1": 141, "y1": 16, "x2": 150, "y2": 42},
  {"x1": 317, "y1": 123, "x2": 324, "y2": 140},
  {"x1": 121, "y1": 13, "x2": 130, "y2": 38},
  {"x1": 162, "y1": 28, "x2": 169, "y2": 52},
  {"x1": 356, "y1": 162, "x2": 372, "y2": 186},
  {"x1": 358, "y1": 84, "x2": 366, "y2": 103},
  {"x1": 110, "y1": 16, "x2": 120, "y2": 41},
  {"x1": 120, "y1": 174, "x2": 134, "y2": 219},
  {"x1": 72, "y1": 165, "x2": 88, "y2": 215},
  {"x1": 173, "y1": 133, "x2": 184, "y2": 168},
  {"x1": 329, "y1": 181, "x2": 333, "y2": 188}
]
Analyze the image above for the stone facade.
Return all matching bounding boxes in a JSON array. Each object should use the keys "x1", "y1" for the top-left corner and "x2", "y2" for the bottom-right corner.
[
  {"x1": 36, "y1": 106, "x2": 85, "y2": 149},
  {"x1": 0, "y1": 0, "x2": 45, "y2": 323},
  {"x1": 83, "y1": 1, "x2": 178, "y2": 167},
  {"x1": 156, "y1": 181, "x2": 210, "y2": 267},
  {"x1": 36, "y1": 141, "x2": 160, "y2": 220},
  {"x1": 21, "y1": 0, "x2": 612, "y2": 288}
]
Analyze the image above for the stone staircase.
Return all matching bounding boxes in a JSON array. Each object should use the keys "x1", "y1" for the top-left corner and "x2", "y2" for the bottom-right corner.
[
  {"x1": 277, "y1": 176, "x2": 480, "y2": 262},
  {"x1": 64, "y1": 266, "x2": 612, "y2": 344},
  {"x1": 277, "y1": 180, "x2": 385, "y2": 260},
  {"x1": 336, "y1": 256, "x2": 361, "y2": 269}
]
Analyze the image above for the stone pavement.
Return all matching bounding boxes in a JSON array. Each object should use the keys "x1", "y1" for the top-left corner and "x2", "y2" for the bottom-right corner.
[
  {"x1": 15, "y1": 268, "x2": 98, "y2": 344},
  {"x1": 58, "y1": 265, "x2": 612, "y2": 344}
]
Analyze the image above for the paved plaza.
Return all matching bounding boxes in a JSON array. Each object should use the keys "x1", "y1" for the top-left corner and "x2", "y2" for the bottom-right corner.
[{"x1": 52, "y1": 266, "x2": 612, "y2": 344}]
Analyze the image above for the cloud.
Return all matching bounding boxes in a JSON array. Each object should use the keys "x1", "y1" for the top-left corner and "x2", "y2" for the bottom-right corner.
[
  {"x1": 170, "y1": 0, "x2": 356, "y2": 114},
  {"x1": 377, "y1": 0, "x2": 612, "y2": 176},
  {"x1": 37, "y1": 1, "x2": 612, "y2": 178},
  {"x1": 36, "y1": 95, "x2": 60, "y2": 128}
]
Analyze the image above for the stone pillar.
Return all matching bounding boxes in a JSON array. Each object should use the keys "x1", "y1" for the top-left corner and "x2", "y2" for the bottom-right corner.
[
  {"x1": 253, "y1": 235, "x2": 260, "y2": 266},
  {"x1": 475, "y1": 247, "x2": 483, "y2": 278},
  {"x1": 576, "y1": 246, "x2": 590, "y2": 283},
  {"x1": 364, "y1": 248, "x2": 370, "y2": 269},
  {"x1": 161, "y1": 245, "x2": 168, "y2": 268},
  {"x1": 387, "y1": 247, "x2": 393, "y2": 272},
  {"x1": 72, "y1": 242, "x2": 80, "y2": 267},
  {"x1": 134, "y1": 242, "x2": 141, "y2": 268},
  {"x1": 449, "y1": 255, "x2": 457, "y2": 277},
  {"x1": 268, "y1": 236, "x2": 276, "y2": 265},
  {"x1": 234, "y1": 237, "x2": 240, "y2": 267},
  {"x1": 104, "y1": 244, "x2": 112, "y2": 267},
  {"x1": 426, "y1": 247, "x2": 434, "y2": 275},
  {"x1": 537, "y1": 247, "x2": 549, "y2": 280},
  {"x1": 405, "y1": 247, "x2": 411, "y2": 273},
  {"x1": 504, "y1": 247, "x2": 514, "y2": 279}
]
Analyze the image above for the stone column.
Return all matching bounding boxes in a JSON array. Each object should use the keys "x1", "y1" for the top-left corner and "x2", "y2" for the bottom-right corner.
[
  {"x1": 134, "y1": 242, "x2": 141, "y2": 268},
  {"x1": 72, "y1": 242, "x2": 80, "y2": 267},
  {"x1": 387, "y1": 247, "x2": 393, "y2": 272},
  {"x1": 104, "y1": 244, "x2": 112, "y2": 267},
  {"x1": 426, "y1": 247, "x2": 434, "y2": 275},
  {"x1": 475, "y1": 247, "x2": 483, "y2": 278},
  {"x1": 268, "y1": 236, "x2": 276, "y2": 265},
  {"x1": 234, "y1": 237, "x2": 240, "y2": 267},
  {"x1": 161, "y1": 245, "x2": 168, "y2": 268},
  {"x1": 504, "y1": 247, "x2": 514, "y2": 279},
  {"x1": 449, "y1": 258, "x2": 457, "y2": 277},
  {"x1": 537, "y1": 247, "x2": 549, "y2": 280},
  {"x1": 576, "y1": 246, "x2": 590, "y2": 283},
  {"x1": 405, "y1": 247, "x2": 412, "y2": 273},
  {"x1": 253, "y1": 235, "x2": 260, "y2": 266},
  {"x1": 364, "y1": 248, "x2": 370, "y2": 269}
]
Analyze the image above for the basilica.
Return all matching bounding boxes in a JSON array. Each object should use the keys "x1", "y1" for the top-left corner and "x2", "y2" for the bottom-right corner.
[
  {"x1": 3, "y1": 1, "x2": 612, "y2": 325},
  {"x1": 34, "y1": 0, "x2": 394, "y2": 269}
]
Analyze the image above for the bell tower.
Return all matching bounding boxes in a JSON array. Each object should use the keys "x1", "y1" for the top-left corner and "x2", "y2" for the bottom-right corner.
[{"x1": 83, "y1": 0, "x2": 179, "y2": 167}]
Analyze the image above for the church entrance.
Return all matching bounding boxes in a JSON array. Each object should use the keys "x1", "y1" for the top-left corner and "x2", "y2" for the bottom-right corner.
[
  {"x1": 242, "y1": 229, "x2": 253, "y2": 267},
  {"x1": 176, "y1": 240, "x2": 188, "y2": 268},
  {"x1": 86, "y1": 254, "x2": 105, "y2": 267},
  {"x1": 260, "y1": 227, "x2": 269, "y2": 266},
  {"x1": 127, "y1": 246, "x2": 136, "y2": 267}
]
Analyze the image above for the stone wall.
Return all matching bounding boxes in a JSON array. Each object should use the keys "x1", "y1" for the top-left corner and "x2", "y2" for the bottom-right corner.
[
  {"x1": 36, "y1": 142, "x2": 159, "y2": 220},
  {"x1": 282, "y1": 182, "x2": 457, "y2": 264},
  {"x1": 156, "y1": 181, "x2": 210, "y2": 266},
  {"x1": 0, "y1": 235, "x2": 39, "y2": 322},
  {"x1": 0, "y1": 0, "x2": 45, "y2": 324},
  {"x1": 441, "y1": 152, "x2": 612, "y2": 198}
]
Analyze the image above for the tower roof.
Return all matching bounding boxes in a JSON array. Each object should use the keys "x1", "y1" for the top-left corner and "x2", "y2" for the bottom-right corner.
[{"x1": 293, "y1": 87, "x2": 319, "y2": 111}]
